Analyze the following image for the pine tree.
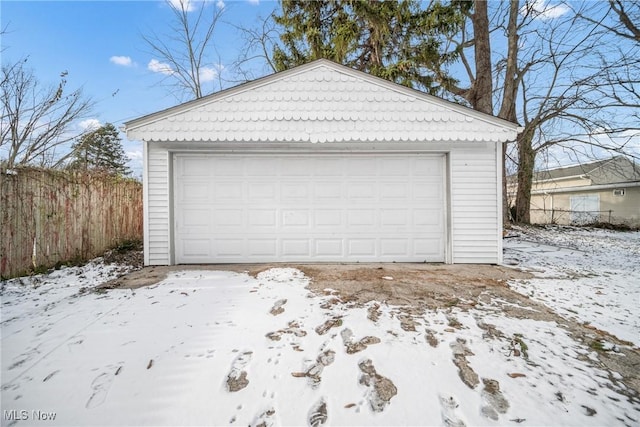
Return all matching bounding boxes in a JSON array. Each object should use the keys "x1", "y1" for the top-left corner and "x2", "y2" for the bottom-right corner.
[
  {"x1": 272, "y1": 0, "x2": 465, "y2": 94},
  {"x1": 68, "y1": 123, "x2": 130, "y2": 176}
]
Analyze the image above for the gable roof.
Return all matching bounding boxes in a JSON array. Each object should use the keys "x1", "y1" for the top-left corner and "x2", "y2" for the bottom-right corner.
[
  {"x1": 533, "y1": 156, "x2": 640, "y2": 185},
  {"x1": 125, "y1": 59, "x2": 519, "y2": 144}
]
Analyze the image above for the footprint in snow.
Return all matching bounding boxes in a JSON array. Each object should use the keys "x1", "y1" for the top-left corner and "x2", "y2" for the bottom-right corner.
[
  {"x1": 358, "y1": 359, "x2": 397, "y2": 413},
  {"x1": 308, "y1": 397, "x2": 328, "y2": 427},
  {"x1": 269, "y1": 299, "x2": 287, "y2": 315},
  {"x1": 439, "y1": 394, "x2": 466, "y2": 427},
  {"x1": 480, "y1": 378, "x2": 510, "y2": 420},
  {"x1": 251, "y1": 406, "x2": 276, "y2": 427},
  {"x1": 226, "y1": 350, "x2": 253, "y2": 392},
  {"x1": 86, "y1": 370, "x2": 116, "y2": 409}
]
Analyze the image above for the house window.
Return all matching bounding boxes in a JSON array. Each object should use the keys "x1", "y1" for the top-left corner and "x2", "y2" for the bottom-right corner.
[{"x1": 613, "y1": 189, "x2": 625, "y2": 197}]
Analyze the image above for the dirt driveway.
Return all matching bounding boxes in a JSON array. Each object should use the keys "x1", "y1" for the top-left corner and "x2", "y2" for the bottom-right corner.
[{"x1": 101, "y1": 262, "x2": 639, "y2": 398}]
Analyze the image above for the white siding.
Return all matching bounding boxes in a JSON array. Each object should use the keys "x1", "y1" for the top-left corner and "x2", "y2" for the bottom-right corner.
[
  {"x1": 450, "y1": 145, "x2": 500, "y2": 263},
  {"x1": 127, "y1": 61, "x2": 518, "y2": 145},
  {"x1": 146, "y1": 145, "x2": 171, "y2": 265}
]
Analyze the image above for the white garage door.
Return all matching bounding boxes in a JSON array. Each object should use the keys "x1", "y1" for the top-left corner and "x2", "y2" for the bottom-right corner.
[{"x1": 174, "y1": 153, "x2": 446, "y2": 263}]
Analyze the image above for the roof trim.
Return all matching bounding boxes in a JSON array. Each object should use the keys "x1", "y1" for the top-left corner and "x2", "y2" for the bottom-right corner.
[
  {"x1": 531, "y1": 180, "x2": 640, "y2": 195},
  {"x1": 124, "y1": 59, "x2": 519, "y2": 132}
]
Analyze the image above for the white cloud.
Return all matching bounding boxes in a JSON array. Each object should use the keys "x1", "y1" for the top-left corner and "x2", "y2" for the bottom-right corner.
[
  {"x1": 169, "y1": 0, "x2": 194, "y2": 12},
  {"x1": 78, "y1": 119, "x2": 101, "y2": 131},
  {"x1": 169, "y1": 0, "x2": 227, "y2": 13},
  {"x1": 199, "y1": 66, "x2": 217, "y2": 82},
  {"x1": 521, "y1": 0, "x2": 570, "y2": 20},
  {"x1": 126, "y1": 150, "x2": 143, "y2": 161},
  {"x1": 109, "y1": 56, "x2": 133, "y2": 67},
  {"x1": 247, "y1": 0, "x2": 260, "y2": 5},
  {"x1": 148, "y1": 59, "x2": 175, "y2": 76},
  {"x1": 199, "y1": 64, "x2": 225, "y2": 82}
]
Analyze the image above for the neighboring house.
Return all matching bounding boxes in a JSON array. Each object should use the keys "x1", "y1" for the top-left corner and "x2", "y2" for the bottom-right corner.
[
  {"x1": 124, "y1": 59, "x2": 518, "y2": 265},
  {"x1": 528, "y1": 156, "x2": 640, "y2": 226}
]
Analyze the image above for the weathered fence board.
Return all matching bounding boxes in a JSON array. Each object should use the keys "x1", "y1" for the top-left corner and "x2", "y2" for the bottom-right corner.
[{"x1": 1, "y1": 168, "x2": 142, "y2": 278}]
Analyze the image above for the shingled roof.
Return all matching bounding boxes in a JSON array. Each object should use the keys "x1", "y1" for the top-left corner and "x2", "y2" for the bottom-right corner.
[
  {"x1": 533, "y1": 156, "x2": 640, "y2": 185},
  {"x1": 125, "y1": 59, "x2": 518, "y2": 144}
]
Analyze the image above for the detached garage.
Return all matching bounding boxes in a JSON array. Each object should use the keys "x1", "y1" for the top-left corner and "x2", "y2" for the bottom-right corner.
[{"x1": 125, "y1": 59, "x2": 518, "y2": 265}]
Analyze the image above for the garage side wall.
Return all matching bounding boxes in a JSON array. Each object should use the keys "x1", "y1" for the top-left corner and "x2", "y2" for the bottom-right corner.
[
  {"x1": 450, "y1": 144, "x2": 500, "y2": 263},
  {"x1": 146, "y1": 145, "x2": 171, "y2": 265}
]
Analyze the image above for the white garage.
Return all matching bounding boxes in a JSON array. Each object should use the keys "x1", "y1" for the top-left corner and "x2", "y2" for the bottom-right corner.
[{"x1": 125, "y1": 59, "x2": 519, "y2": 265}]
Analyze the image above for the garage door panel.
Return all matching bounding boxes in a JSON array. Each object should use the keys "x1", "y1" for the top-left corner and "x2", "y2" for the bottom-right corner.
[
  {"x1": 180, "y1": 183, "x2": 209, "y2": 202},
  {"x1": 414, "y1": 209, "x2": 444, "y2": 226},
  {"x1": 315, "y1": 182, "x2": 343, "y2": 199},
  {"x1": 175, "y1": 154, "x2": 446, "y2": 263},
  {"x1": 282, "y1": 239, "x2": 310, "y2": 256},
  {"x1": 182, "y1": 158, "x2": 213, "y2": 176},
  {"x1": 181, "y1": 239, "x2": 210, "y2": 257},
  {"x1": 381, "y1": 239, "x2": 408, "y2": 255},
  {"x1": 214, "y1": 239, "x2": 243, "y2": 256},
  {"x1": 347, "y1": 209, "x2": 375, "y2": 226},
  {"x1": 282, "y1": 209, "x2": 310, "y2": 226},
  {"x1": 348, "y1": 239, "x2": 376, "y2": 256},
  {"x1": 212, "y1": 159, "x2": 244, "y2": 176},
  {"x1": 246, "y1": 158, "x2": 279, "y2": 176},
  {"x1": 347, "y1": 182, "x2": 376, "y2": 200},
  {"x1": 213, "y1": 209, "x2": 243, "y2": 226},
  {"x1": 381, "y1": 159, "x2": 411, "y2": 176},
  {"x1": 315, "y1": 210, "x2": 342, "y2": 226},
  {"x1": 214, "y1": 182, "x2": 243, "y2": 199},
  {"x1": 380, "y1": 183, "x2": 409, "y2": 200},
  {"x1": 248, "y1": 210, "x2": 277, "y2": 227},
  {"x1": 182, "y1": 209, "x2": 210, "y2": 227},
  {"x1": 414, "y1": 158, "x2": 443, "y2": 176},
  {"x1": 248, "y1": 239, "x2": 277, "y2": 256},
  {"x1": 248, "y1": 182, "x2": 277, "y2": 199},
  {"x1": 414, "y1": 238, "x2": 444, "y2": 256},
  {"x1": 413, "y1": 182, "x2": 442, "y2": 200},
  {"x1": 281, "y1": 183, "x2": 309, "y2": 200},
  {"x1": 315, "y1": 239, "x2": 343, "y2": 256}
]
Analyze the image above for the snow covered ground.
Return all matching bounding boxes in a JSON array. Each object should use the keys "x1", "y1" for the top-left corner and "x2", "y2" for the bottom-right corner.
[
  {"x1": 1, "y1": 226, "x2": 639, "y2": 426},
  {"x1": 504, "y1": 225, "x2": 640, "y2": 346}
]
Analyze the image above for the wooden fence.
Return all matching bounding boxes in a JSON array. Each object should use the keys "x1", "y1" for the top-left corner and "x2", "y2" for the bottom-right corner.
[{"x1": 1, "y1": 167, "x2": 143, "y2": 278}]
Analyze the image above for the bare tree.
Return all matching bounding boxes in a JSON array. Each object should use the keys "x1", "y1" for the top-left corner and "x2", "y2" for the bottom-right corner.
[
  {"x1": 431, "y1": 0, "x2": 639, "y2": 224},
  {"x1": 1, "y1": 60, "x2": 93, "y2": 168},
  {"x1": 230, "y1": 14, "x2": 280, "y2": 83},
  {"x1": 142, "y1": 0, "x2": 224, "y2": 100},
  {"x1": 582, "y1": 1, "x2": 639, "y2": 127}
]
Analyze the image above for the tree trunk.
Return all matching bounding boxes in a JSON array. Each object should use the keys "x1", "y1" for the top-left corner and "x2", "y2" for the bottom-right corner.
[
  {"x1": 498, "y1": 0, "x2": 521, "y2": 227},
  {"x1": 469, "y1": 0, "x2": 492, "y2": 115},
  {"x1": 515, "y1": 131, "x2": 535, "y2": 224}
]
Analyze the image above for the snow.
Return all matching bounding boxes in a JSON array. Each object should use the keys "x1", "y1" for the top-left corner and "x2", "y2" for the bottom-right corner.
[
  {"x1": 504, "y1": 225, "x2": 640, "y2": 346},
  {"x1": 2, "y1": 227, "x2": 639, "y2": 426}
]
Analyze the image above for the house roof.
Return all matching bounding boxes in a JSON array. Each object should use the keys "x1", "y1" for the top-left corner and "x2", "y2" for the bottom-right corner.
[
  {"x1": 125, "y1": 59, "x2": 519, "y2": 144},
  {"x1": 533, "y1": 156, "x2": 640, "y2": 185}
]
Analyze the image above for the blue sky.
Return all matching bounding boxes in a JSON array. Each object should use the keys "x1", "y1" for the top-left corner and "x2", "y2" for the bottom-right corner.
[
  {"x1": 2, "y1": 1, "x2": 639, "y2": 176},
  {"x1": 1, "y1": 0, "x2": 277, "y2": 176}
]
